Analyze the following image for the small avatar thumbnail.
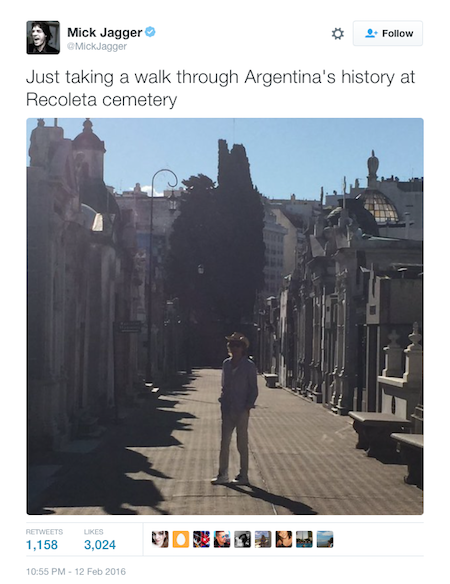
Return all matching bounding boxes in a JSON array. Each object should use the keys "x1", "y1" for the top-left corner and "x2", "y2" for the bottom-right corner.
[
  {"x1": 173, "y1": 531, "x2": 189, "y2": 548},
  {"x1": 152, "y1": 531, "x2": 169, "y2": 548},
  {"x1": 296, "y1": 531, "x2": 313, "y2": 548},
  {"x1": 234, "y1": 531, "x2": 251, "y2": 548},
  {"x1": 214, "y1": 531, "x2": 230, "y2": 548},
  {"x1": 255, "y1": 531, "x2": 271, "y2": 548},
  {"x1": 275, "y1": 531, "x2": 292, "y2": 548},
  {"x1": 193, "y1": 531, "x2": 210, "y2": 548},
  {"x1": 317, "y1": 531, "x2": 334, "y2": 548}
]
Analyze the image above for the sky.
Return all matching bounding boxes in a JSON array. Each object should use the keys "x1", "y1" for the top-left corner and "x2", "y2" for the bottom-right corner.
[
  {"x1": 317, "y1": 531, "x2": 334, "y2": 545},
  {"x1": 26, "y1": 118, "x2": 423, "y2": 200}
]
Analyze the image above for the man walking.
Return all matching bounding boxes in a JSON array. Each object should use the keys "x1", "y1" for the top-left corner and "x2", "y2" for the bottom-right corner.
[{"x1": 211, "y1": 332, "x2": 258, "y2": 486}]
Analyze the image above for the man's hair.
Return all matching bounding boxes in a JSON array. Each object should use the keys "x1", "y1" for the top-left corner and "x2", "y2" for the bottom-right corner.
[{"x1": 31, "y1": 22, "x2": 52, "y2": 41}]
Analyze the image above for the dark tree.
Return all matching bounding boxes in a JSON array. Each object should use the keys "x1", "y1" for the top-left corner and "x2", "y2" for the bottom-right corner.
[
  {"x1": 166, "y1": 173, "x2": 217, "y2": 318},
  {"x1": 214, "y1": 140, "x2": 265, "y2": 325},
  {"x1": 166, "y1": 141, "x2": 265, "y2": 363}
]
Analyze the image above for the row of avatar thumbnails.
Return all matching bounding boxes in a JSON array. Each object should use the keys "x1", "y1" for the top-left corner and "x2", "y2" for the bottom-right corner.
[{"x1": 152, "y1": 531, "x2": 334, "y2": 549}]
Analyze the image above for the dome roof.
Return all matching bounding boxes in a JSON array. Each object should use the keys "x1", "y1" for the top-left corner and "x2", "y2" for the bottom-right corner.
[
  {"x1": 356, "y1": 188, "x2": 399, "y2": 224},
  {"x1": 73, "y1": 119, "x2": 105, "y2": 152},
  {"x1": 327, "y1": 198, "x2": 379, "y2": 236}
]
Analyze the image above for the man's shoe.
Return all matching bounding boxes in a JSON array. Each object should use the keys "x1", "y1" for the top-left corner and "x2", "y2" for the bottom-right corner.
[
  {"x1": 232, "y1": 474, "x2": 249, "y2": 486},
  {"x1": 211, "y1": 475, "x2": 229, "y2": 485}
]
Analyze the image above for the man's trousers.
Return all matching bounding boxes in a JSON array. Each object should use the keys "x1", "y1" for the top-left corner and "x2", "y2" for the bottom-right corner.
[{"x1": 218, "y1": 409, "x2": 249, "y2": 479}]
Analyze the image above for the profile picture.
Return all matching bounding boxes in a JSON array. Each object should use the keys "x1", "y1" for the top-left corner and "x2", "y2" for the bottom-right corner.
[
  {"x1": 27, "y1": 21, "x2": 60, "y2": 54},
  {"x1": 214, "y1": 531, "x2": 230, "y2": 547},
  {"x1": 276, "y1": 531, "x2": 292, "y2": 547},
  {"x1": 255, "y1": 531, "x2": 271, "y2": 548},
  {"x1": 173, "y1": 531, "x2": 189, "y2": 548},
  {"x1": 317, "y1": 531, "x2": 334, "y2": 548},
  {"x1": 234, "y1": 531, "x2": 251, "y2": 548},
  {"x1": 296, "y1": 531, "x2": 313, "y2": 548},
  {"x1": 193, "y1": 531, "x2": 210, "y2": 548},
  {"x1": 152, "y1": 531, "x2": 168, "y2": 548}
]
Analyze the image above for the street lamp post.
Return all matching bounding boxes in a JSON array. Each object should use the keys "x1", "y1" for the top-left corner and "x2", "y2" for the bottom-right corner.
[
  {"x1": 185, "y1": 264, "x2": 205, "y2": 375},
  {"x1": 146, "y1": 169, "x2": 178, "y2": 386}
]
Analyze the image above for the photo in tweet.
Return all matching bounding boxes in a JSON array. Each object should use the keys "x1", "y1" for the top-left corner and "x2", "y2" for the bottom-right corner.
[{"x1": 26, "y1": 117, "x2": 423, "y2": 516}]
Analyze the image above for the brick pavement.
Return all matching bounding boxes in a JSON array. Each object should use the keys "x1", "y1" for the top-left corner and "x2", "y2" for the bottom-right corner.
[{"x1": 32, "y1": 368, "x2": 423, "y2": 515}]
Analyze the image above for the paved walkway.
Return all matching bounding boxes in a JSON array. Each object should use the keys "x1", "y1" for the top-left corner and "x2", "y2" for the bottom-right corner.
[{"x1": 29, "y1": 368, "x2": 423, "y2": 515}]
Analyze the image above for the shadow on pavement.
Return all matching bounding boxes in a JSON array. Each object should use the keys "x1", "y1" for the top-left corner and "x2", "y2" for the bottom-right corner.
[
  {"x1": 28, "y1": 374, "x2": 199, "y2": 515},
  {"x1": 226, "y1": 484, "x2": 318, "y2": 515}
]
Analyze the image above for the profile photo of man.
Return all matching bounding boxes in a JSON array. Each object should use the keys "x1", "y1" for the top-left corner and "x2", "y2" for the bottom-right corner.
[
  {"x1": 27, "y1": 21, "x2": 59, "y2": 54},
  {"x1": 214, "y1": 531, "x2": 230, "y2": 548}
]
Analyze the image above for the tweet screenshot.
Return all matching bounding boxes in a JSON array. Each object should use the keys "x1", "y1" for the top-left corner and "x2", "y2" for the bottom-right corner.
[{"x1": 6, "y1": 0, "x2": 443, "y2": 581}]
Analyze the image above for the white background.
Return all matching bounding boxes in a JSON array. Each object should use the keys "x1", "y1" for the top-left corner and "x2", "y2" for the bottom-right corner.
[{"x1": 2, "y1": 1, "x2": 446, "y2": 581}]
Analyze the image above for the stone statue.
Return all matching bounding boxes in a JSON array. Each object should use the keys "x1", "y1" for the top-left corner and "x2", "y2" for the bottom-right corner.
[
  {"x1": 28, "y1": 119, "x2": 47, "y2": 167},
  {"x1": 367, "y1": 150, "x2": 379, "y2": 186}
]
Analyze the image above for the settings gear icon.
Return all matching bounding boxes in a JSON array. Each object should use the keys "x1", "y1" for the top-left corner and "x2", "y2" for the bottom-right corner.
[{"x1": 332, "y1": 28, "x2": 344, "y2": 40}]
